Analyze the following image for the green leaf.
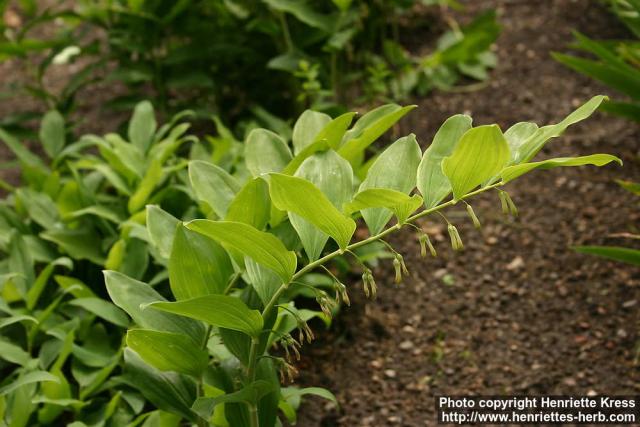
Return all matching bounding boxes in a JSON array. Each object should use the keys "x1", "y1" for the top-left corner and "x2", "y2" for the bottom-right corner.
[
  {"x1": 0, "y1": 338, "x2": 31, "y2": 366},
  {"x1": 169, "y1": 224, "x2": 233, "y2": 300},
  {"x1": 26, "y1": 257, "x2": 72, "y2": 310},
  {"x1": 0, "y1": 127, "x2": 44, "y2": 167},
  {"x1": 344, "y1": 189, "x2": 423, "y2": 225},
  {"x1": 313, "y1": 112, "x2": 356, "y2": 149},
  {"x1": 225, "y1": 178, "x2": 271, "y2": 230},
  {"x1": 0, "y1": 315, "x2": 37, "y2": 330},
  {"x1": 359, "y1": 134, "x2": 422, "y2": 234},
  {"x1": 148, "y1": 295, "x2": 264, "y2": 338},
  {"x1": 245, "y1": 129, "x2": 292, "y2": 177},
  {"x1": 126, "y1": 329, "x2": 208, "y2": 377},
  {"x1": 417, "y1": 115, "x2": 472, "y2": 208},
  {"x1": 281, "y1": 386, "x2": 338, "y2": 407},
  {"x1": 128, "y1": 101, "x2": 157, "y2": 153},
  {"x1": 553, "y1": 51, "x2": 640, "y2": 100},
  {"x1": 186, "y1": 220, "x2": 296, "y2": 283},
  {"x1": 146, "y1": 205, "x2": 180, "y2": 259},
  {"x1": 442, "y1": 125, "x2": 510, "y2": 200},
  {"x1": 39, "y1": 110, "x2": 65, "y2": 158},
  {"x1": 104, "y1": 271, "x2": 205, "y2": 344},
  {"x1": 510, "y1": 95, "x2": 607, "y2": 164},
  {"x1": 338, "y1": 105, "x2": 416, "y2": 164},
  {"x1": 504, "y1": 122, "x2": 538, "y2": 161},
  {"x1": 292, "y1": 110, "x2": 331, "y2": 154},
  {"x1": 128, "y1": 160, "x2": 164, "y2": 214},
  {"x1": 500, "y1": 154, "x2": 622, "y2": 183},
  {"x1": 0, "y1": 371, "x2": 59, "y2": 396},
  {"x1": 40, "y1": 228, "x2": 105, "y2": 265},
  {"x1": 573, "y1": 246, "x2": 640, "y2": 266},
  {"x1": 68, "y1": 297, "x2": 130, "y2": 327},
  {"x1": 192, "y1": 380, "x2": 275, "y2": 419},
  {"x1": 245, "y1": 258, "x2": 281, "y2": 306},
  {"x1": 263, "y1": 0, "x2": 334, "y2": 31},
  {"x1": 269, "y1": 173, "x2": 356, "y2": 250},
  {"x1": 289, "y1": 150, "x2": 353, "y2": 260},
  {"x1": 616, "y1": 180, "x2": 640, "y2": 196},
  {"x1": 123, "y1": 348, "x2": 198, "y2": 422},
  {"x1": 189, "y1": 161, "x2": 241, "y2": 218}
]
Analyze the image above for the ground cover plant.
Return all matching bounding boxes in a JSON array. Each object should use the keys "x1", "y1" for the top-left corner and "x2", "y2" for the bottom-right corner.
[
  {"x1": 102, "y1": 96, "x2": 617, "y2": 426},
  {"x1": 0, "y1": 0, "x2": 498, "y2": 132},
  {"x1": 0, "y1": 103, "x2": 208, "y2": 426},
  {"x1": 553, "y1": 0, "x2": 640, "y2": 122}
]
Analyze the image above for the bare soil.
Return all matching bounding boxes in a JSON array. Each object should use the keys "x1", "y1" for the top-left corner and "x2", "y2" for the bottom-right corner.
[{"x1": 294, "y1": 1, "x2": 640, "y2": 426}]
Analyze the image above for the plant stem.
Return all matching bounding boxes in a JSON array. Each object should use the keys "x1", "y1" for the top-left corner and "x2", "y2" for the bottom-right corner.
[
  {"x1": 262, "y1": 182, "x2": 502, "y2": 320},
  {"x1": 246, "y1": 338, "x2": 260, "y2": 427},
  {"x1": 251, "y1": 183, "x2": 503, "y2": 424}
]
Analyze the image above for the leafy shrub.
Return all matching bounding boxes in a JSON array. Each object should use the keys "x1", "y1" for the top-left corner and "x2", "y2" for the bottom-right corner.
[
  {"x1": 101, "y1": 96, "x2": 616, "y2": 426},
  {"x1": 0, "y1": 0, "x2": 499, "y2": 128},
  {"x1": 0, "y1": 103, "x2": 201, "y2": 426},
  {"x1": 553, "y1": 0, "x2": 640, "y2": 121}
]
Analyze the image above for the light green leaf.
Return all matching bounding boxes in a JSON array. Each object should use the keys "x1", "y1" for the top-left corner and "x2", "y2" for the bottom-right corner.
[
  {"x1": 290, "y1": 150, "x2": 353, "y2": 260},
  {"x1": 26, "y1": 257, "x2": 72, "y2": 310},
  {"x1": 128, "y1": 101, "x2": 157, "y2": 153},
  {"x1": 225, "y1": 178, "x2": 271, "y2": 230},
  {"x1": 504, "y1": 122, "x2": 538, "y2": 161},
  {"x1": 189, "y1": 160, "x2": 241, "y2": 218},
  {"x1": 148, "y1": 295, "x2": 264, "y2": 338},
  {"x1": 169, "y1": 224, "x2": 233, "y2": 300},
  {"x1": 511, "y1": 95, "x2": 607, "y2": 164},
  {"x1": 68, "y1": 297, "x2": 130, "y2": 327},
  {"x1": 338, "y1": 105, "x2": 416, "y2": 164},
  {"x1": 128, "y1": 160, "x2": 164, "y2": 214},
  {"x1": 417, "y1": 115, "x2": 472, "y2": 208},
  {"x1": 281, "y1": 139, "x2": 330, "y2": 175},
  {"x1": 104, "y1": 271, "x2": 205, "y2": 344},
  {"x1": 245, "y1": 129, "x2": 292, "y2": 177},
  {"x1": 359, "y1": 134, "x2": 422, "y2": 234},
  {"x1": 442, "y1": 125, "x2": 510, "y2": 200},
  {"x1": 292, "y1": 110, "x2": 331, "y2": 154},
  {"x1": 126, "y1": 329, "x2": 208, "y2": 377},
  {"x1": 186, "y1": 220, "x2": 296, "y2": 283},
  {"x1": 0, "y1": 371, "x2": 59, "y2": 396},
  {"x1": 245, "y1": 258, "x2": 281, "y2": 306},
  {"x1": 281, "y1": 386, "x2": 338, "y2": 407},
  {"x1": 344, "y1": 189, "x2": 423, "y2": 225},
  {"x1": 63, "y1": 205, "x2": 124, "y2": 224},
  {"x1": 573, "y1": 246, "x2": 640, "y2": 267},
  {"x1": 269, "y1": 173, "x2": 356, "y2": 249},
  {"x1": 0, "y1": 315, "x2": 37, "y2": 330},
  {"x1": 146, "y1": 205, "x2": 180, "y2": 259},
  {"x1": 0, "y1": 338, "x2": 31, "y2": 366},
  {"x1": 39, "y1": 110, "x2": 65, "y2": 158},
  {"x1": 313, "y1": 112, "x2": 356, "y2": 149},
  {"x1": 500, "y1": 154, "x2": 622, "y2": 183}
]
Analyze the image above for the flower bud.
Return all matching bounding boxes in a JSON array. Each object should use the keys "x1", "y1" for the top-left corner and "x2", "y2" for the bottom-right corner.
[
  {"x1": 393, "y1": 257, "x2": 402, "y2": 284},
  {"x1": 466, "y1": 204, "x2": 481, "y2": 229},
  {"x1": 362, "y1": 269, "x2": 377, "y2": 299},
  {"x1": 447, "y1": 223, "x2": 463, "y2": 251},
  {"x1": 419, "y1": 233, "x2": 437, "y2": 257},
  {"x1": 335, "y1": 281, "x2": 350, "y2": 306},
  {"x1": 505, "y1": 192, "x2": 518, "y2": 217},
  {"x1": 498, "y1": 190, "x2": 509, "y2": 215},
  {"x1": 315, "y1": 292, "x2": 335, "y2": 318}
]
